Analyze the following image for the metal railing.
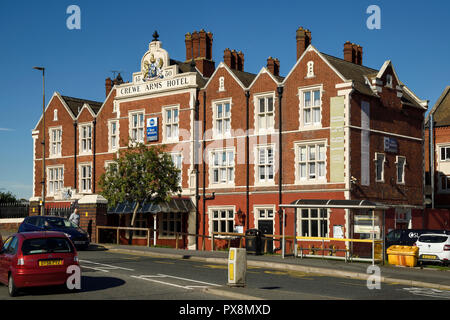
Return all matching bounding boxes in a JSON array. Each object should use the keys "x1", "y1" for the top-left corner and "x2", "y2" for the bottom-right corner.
[{"x1": 0, "y1": 203, "x2": 29, "y2": 219}]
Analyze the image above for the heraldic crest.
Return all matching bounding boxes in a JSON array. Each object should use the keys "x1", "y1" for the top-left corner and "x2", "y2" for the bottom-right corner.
[{"x1": 143, "y1": 53, "x2": 164, "y2": 81}]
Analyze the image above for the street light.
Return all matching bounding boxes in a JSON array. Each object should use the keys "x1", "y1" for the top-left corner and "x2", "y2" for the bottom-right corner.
[{"x1": 33, "y1": 66, "x2": 45, "y2": 216}]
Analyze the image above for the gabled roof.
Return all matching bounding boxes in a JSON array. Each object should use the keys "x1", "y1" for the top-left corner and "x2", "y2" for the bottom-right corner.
[
  {"x1": 426, "y1": 86, "x2": 450, "y2": 127},
  {"x1": 61, "y1": 96, "x2": 103, "y2": 116},
  {"x1": 203, "y1": 62, "x2": 257, "y2": 91}
]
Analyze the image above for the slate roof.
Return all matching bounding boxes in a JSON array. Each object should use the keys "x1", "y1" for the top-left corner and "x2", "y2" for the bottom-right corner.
[
  {"x1": 170, "y1": 59, "x2": 208, "y2": 88},
  {"x1": 320, "y1": 53, "x2": 379, "y2": 97},
  {"x1": 60, "y1": 96, "x2": 103, "y2": 117}
]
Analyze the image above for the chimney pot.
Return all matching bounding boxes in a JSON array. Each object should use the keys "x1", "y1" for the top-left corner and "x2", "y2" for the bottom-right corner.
[{"x1": 296, "y1": 27, "x2": 311, "y2": 60}]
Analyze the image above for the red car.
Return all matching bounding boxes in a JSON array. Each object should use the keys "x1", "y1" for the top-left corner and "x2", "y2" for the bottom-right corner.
[{"x1": 0, "y1": 231, "x2": 79, "y2": 296}]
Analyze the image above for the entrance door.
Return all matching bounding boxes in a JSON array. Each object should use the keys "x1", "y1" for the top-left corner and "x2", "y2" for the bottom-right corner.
[{"x1": 258, "y1": 220, "x2": 273, "y2": 253}]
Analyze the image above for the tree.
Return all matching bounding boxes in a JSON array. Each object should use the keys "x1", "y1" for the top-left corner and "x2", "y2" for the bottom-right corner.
[
  {"x1": 0, "y1": 191, "x2": 18, "y2": 204},
  {"x1": 99, "y1": 143, "x2": 182, "y2": 243}
]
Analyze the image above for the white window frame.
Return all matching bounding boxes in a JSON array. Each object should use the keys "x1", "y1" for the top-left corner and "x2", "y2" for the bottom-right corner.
[
  {"x1": 209, "y1": 149, "x2": 235, "y2": 187},
  {"x1": 439, "y1": 145, "x2": 450, "y2": 162},
  {"x1": 212, "y1": 99, "x2": 232, "y2": 138},
  {"x1": 158, "y1": 212, "x2": 182, "y2": 239},
  {"x1": 374, "y1": 152, "x2": 386, "y2": 182},
  {"x1": 108, "y1": 120, "x2": 119, "y2": 152},
  {"x1": 79, "y1": 163, "x2": 92, "y2": 193},
  {"x1": 49, "y1": 126, "x2": 62, "y2": 158},
  {"x1": 169, "y1": 152, "x2": 183, "y2": 187},
  {"x1": 129, "y1": 110, "x2": 145, "y2": 144},
  {"x1": 295, "y1": 141, "x2": 327, "y2": 184},
  {"x1": 306, "y1": 61, "x2": 315, "y2": 78},
  {"x1": 47, "y1": 166, "x2": 64, "y2": 196},
  {"x1": 297, "y1": 208, "x2": 329, "y2": 238},
  {"x1": 163, "y1": 105, "x2": 179, "y2": 143},
  {"x1": 255, "y1": 145, "x2": 275, "y2": 186},
  {"x1": 209, "y1": 206, "x2": 235, "y2": 237},
  {"x1": 396, "y1": 156, "x2": 406, "y2": 184},
  {"x1": 299, "y1": 85, "x2": 323, "y2": 129},
  {"x1": 79, "y1": 123, "x2": 93, "y2": 155},
  {"x1": 254, "y1": 93, "x2": 275, "y2": 134},
  {"x1": 53, "y1": 109, "x2": 58, "y2": 121},
  {"x1": 253, "y1": 205, "x2": 276, "y2": 231}
]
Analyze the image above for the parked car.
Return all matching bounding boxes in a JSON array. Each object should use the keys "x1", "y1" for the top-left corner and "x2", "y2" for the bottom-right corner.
[
  {"x1": 385, "y1": 229, "x2": 449, "y2": 249},
  {"x1": 0, "y1": 231, "x2": 79, "y2": 296},
  {"x1": 18, "y1": 216, "x2": 89, "y2": 250},
  {"x1": 416, "y1": 233, "x2": 450, "y2": 266}
]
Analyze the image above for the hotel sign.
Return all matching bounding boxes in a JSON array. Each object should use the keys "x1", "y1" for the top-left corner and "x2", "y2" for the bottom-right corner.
[{"x1": 116, "y1": 74, "x2": 196, "y2": 99}]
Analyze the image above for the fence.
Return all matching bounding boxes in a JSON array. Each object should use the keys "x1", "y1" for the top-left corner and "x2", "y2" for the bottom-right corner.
[{"x1": 0, "y1": 203, "x2": 29, "y2": 219}]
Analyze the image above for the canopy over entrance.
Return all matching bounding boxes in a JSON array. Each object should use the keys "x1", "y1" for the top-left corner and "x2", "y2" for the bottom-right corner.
[
  {"x1": 280, "y1": 199, "x2": 423, "y2": 210},
  {"x1": 107, "y1": 197, "x2": 195, "y2": 214}
]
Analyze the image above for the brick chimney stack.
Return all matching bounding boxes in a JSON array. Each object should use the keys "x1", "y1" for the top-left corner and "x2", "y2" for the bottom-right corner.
[
  {"x1": 343, "y1": 41, "x2": 363, "y2": 65},
  {"x1": 105, "y1": 77, "x2": 112, "y2": 97},
  {"x1": 223, "y1": 48, "x2": 244, "y2": 72},
  {"x1": 185, "y1": 32, "x2": 192, "y2": 61},
  {"x1": 185, "y1": 29, "x2": 215, "y2": 78},
  {"x1": 267, "y1": 57, "x2": 280, "y2": 76},
  {"x1": 296, "y1": 27, "x2": 312, "y2": 60}
]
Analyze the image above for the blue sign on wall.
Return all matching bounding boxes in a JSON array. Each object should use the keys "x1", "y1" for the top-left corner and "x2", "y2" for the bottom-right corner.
[
  {"x1": 146, "y1": 117, "x2": 158, "y2": 142},
  {"x1": 384, "y1": 137, "x2": 398, "y2": 153}
]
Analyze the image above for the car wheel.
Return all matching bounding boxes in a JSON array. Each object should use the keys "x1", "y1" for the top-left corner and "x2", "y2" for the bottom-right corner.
[{"x1": 8, "y1": 275, "x2": 18, "y2": 297}]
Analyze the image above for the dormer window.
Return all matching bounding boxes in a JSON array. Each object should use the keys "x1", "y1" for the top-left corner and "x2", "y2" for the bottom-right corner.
[{"x1": 306, "y1": 61, "x2": 315, "y2": 78}]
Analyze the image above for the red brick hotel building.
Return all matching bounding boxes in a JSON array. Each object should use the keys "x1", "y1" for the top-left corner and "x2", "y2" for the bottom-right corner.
[{"x1": 31, "y1": 28, "x2": 427, "y2": 251}]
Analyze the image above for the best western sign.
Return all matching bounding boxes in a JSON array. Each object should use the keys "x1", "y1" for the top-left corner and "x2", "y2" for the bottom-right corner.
[{"x1": 116, "y1": 74, "x2": 196, "y2": 99}]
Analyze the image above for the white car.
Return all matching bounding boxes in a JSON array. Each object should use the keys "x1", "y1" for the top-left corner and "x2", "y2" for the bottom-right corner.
[{"x1": 416, "y1": 233, "x2": 450, "y2": 265}]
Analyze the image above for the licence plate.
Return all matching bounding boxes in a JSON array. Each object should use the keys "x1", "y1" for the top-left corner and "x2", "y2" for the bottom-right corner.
[
  {"x1": 39, "y1": 259, "x2": 64, "y2": 267},
  {"x1": 74, "y1": 241, "x2": 86, "y2": 244},
  {"x1": 421, "y1": 255, "x2": 438, "y2": 260}
]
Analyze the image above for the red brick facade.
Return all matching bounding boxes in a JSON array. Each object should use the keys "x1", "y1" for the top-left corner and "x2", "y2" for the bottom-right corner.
[{"x1": 31, "y1": 28, "x2": 428, "y2": 250}]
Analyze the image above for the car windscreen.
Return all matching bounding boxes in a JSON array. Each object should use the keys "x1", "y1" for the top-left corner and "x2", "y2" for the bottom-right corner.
[
  {"x1": 418, "y1": 235, "x2": 448, "y2": 243},
  {"x1": 21, "y1": 237, "x2": 74, "y2": 255},
  {"x1": 46, "y1": 217, "x2": 77, "y2": 229}
]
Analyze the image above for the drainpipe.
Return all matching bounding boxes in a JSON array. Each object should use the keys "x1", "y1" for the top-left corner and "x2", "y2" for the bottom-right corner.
[
  {"x1": 93, "y1": 118, "x2": 97, "y2": 194},
  {"x1": 277, "y1": 86, "x2": 284, "y2": 248},
  {"x1": 202, "y1": 90, "x2": 207, "y2": 248},
  {"x1": 194, "y1": 88, "x2": 200, "y2": 249},
  {"x1": 73, "y1": 121, "x2": 77, "y2": 191},
  {"x1": 430, "y1": 113, "x2": 435, "y2": 209},
  {"x1": 245, "y1": 91, "x2": 250, "y2": 230}
]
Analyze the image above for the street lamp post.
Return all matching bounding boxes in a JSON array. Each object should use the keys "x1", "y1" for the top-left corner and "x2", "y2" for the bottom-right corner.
[{"x1": 33, "y1": 66, "x2": 45, "y2": 216}]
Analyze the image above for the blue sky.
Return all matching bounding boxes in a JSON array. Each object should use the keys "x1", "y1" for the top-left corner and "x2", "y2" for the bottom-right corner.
[{"x1": 0, "y1": 0, "x2": 449, "y2": 199}]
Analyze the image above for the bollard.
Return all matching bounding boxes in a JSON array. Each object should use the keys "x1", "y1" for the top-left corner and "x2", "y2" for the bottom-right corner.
[{"x1": 228, "y1": 248, "x2": 246, "y2": 287}]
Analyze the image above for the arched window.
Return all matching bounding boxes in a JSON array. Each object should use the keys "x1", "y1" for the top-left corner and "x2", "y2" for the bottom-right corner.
[{"x1": 53, "y1": 109, "x2": 58, "y2": 121}]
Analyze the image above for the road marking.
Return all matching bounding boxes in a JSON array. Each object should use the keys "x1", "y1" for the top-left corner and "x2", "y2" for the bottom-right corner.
[
  {"x1": 402, "y1": 287, "x2": 450, "y2": 299},
  {"x1": 131, "y1": 274, "x2": 222, "y2": 290},
  {"x1": 80, "y1": 260, "x2": 135, "y2": 272},
  {"x1": 154, "y1": 260, "x2": 175, "y2": 265}
]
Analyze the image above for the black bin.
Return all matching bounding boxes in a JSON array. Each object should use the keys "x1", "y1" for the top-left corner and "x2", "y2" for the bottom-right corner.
[{"x1": 245, "y1": 229, "x2": 262, "y2": 255}]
